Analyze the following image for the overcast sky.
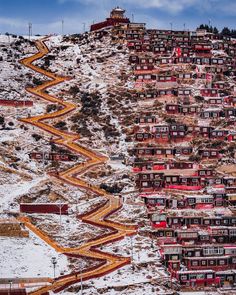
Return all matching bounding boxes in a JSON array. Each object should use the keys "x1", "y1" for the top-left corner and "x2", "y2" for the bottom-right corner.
[{"x1": 0, "y1": 0, "x2": 236, "y2": 35}]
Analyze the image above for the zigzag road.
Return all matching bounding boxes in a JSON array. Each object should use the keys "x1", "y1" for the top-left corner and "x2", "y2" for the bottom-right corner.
[{"x1": 17, "y1": 37, "x2": 137, "y2": 295}]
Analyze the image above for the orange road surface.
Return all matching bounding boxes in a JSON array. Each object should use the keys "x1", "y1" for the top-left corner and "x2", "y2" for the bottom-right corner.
[{"x1": 17, "y1": 37, "x2": 137, "y2": 295}]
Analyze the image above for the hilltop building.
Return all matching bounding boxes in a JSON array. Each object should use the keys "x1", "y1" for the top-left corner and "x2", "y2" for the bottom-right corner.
[{"x1": 90, "y1": 7, "x2": 130, "y2": 32}]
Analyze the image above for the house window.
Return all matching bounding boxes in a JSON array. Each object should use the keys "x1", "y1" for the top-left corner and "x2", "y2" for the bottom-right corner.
[
  {"x1": 219, "y1": 260, "x2": 225, "y2": 265},
  {"x1": 207, "y1": 274, "x2": 213, "y2": 279},
  {"x1": 202, "y1": 260, "x2": 207, "y2": 265},
  {"x1": 192, "y1": 261, "x2": 198, "y2": 266},
  {"x1": 142, "y1": 182, "x2": 148, "y2": 187},
  {"x1": 181, "y1": 275, "x2": 187, "y2": 280}
]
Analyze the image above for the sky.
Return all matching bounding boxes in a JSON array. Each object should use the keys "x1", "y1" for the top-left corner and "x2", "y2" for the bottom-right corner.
[{"x1": 0, "y1": 0, "x2": 236, "y2": 35}]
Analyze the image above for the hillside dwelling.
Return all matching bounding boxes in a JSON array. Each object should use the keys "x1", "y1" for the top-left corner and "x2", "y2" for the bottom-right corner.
[
  {"x1": 193, "y1": 43, "x2": 212, "y2": 52},
  {"x1": 175, "y1": 146, "x2": 193, "y2": 156},
  {"x1": 30, "y1": 153, "x2": 78, "y2": 162},
  {"x1": 0, "y1": 99, "x2": 33, "y2": 107},
  {"x1": 176, "y1": 73, "x2": 192, "y2": 80},
  {"x1": 165, "y1": 175, "x2": 203, "y2": 190},
  {"x1": 197, "y1": 169, "x2": 216, "y2": 178},
  {"x1": 135, "y1": 91, "x2": 157, "y2": 99},
  {"x1": 224, "y1": 96, "x2": 236, "y2": 106},
  {"x1": 133, "y1": 146, "x2": 193, "y2": 158},
  {"x1": 161, "y1": 244, "x2": 182, "y2": 267},
  {"x1": 135, "y1": 64, "x2": 154, "y2": 71},
  {"x1": 169, "y1": 124, "x2": 188, "y2": 139},
  {"x1": 126, "y1": 31, "x2": 144, "y2": 41},
  {"x1": 211, "y1": 58, "x2": 225, "y2": 65},
  {"x1": 180, "y1": 105, "x2": 201, "y2": 115},
  {"x1": 153, "y1": 44, "x2": 168, "y2": 54},
  {"x1": 129, "y1": 55, "x2": 139, "y2": 63},
  {"x1": 169, "y1": 161, "x2": 194, "y2": 170},
  {"x1": 185, "y1": 195, "x2": 215, "y2": 208},
  {"x1": 223, "y1": 177, "x2": 236, "y2": 188},
  {"x1": 175, "y1": 270, "x2": 220, "y2": 287},
  {"x1": 206, "y1": 66, "x2": 224, "y2": 74},
  {"x1": 199, "y1": 126, "x2": 214, "y2": 138},
  {"x1": 135, "y1": 73, "x2": 154, "y2": 81},
  {"x1": 155, "y1": 75, "x2": 177, "y2": 83},
  {"x1": 178, "y1": 88, "x2": 192, "y2": 96},
  {"x1": 204, "y1": 97, "x2": 223, "y2": 105},
  {"x1": 209, "y1": 227, "x2": 236, "y2": 243},
  {"x1": 20, "y1": 203, "x2": 69, "y2": 215},
  {"x1": 158, "y1": 88, "x2": 174, "y2": 96},
  {"x1": 194, "y1": 57, "x2": 211, "y2": 65},
  {"x1": 200, "y1": 88, "x2": 219, "y2": 97},
  {"x1": 198, "y1": 149, "x2": 220, "y2": 159},
  {"x1": 141, "y1": 43, "x2": 152, "y2": 52},
  {"x1": 135, "y1": 132, "x2": 152, "y2": 141},
  {"x1": 0, "y1": 219, "x2": 29, "y2": 238},
  {"x1": 139, "y1": 56, "x2": 155, "y2": 64},
  {"x1": 166, "y1": 104, "x2": 180, "y2": 114},
  {"x1": 153, "y1": 125, "x2": 169, "y2": 133},
  {"x1": 224, "y1": 108, "x2": 236, "y2": 117},
  {"x1": 135, "y1": 115, "x2": 156, "y2": 124},
  {"x1": 90, "y1": 7, "x2": 130, "y2": 31},
  {"x1": 210, "y1": 129, "x2": 229, "y2": 140},
  {"x1": 133, "y1": 161, "x2": 166, "y2": 172},
  {"x1": 174, "y1": 56, "x2": 193, "y2": 64},
  {"x1": 152, "y1": 125, "x2": 170, "y2": 141},
  {"x1": 227, "y1": 46, "x2": 236, "y2": 57},
  {"x1": 184, "y1": 256, "x2": 235, "y2": 271},
  {"x1": 212, "y1": 81, "x2": 229, "y2": 89},
  {"x1": 156, "y1": 57, "x2": 173, "y2": 65},
  {"x1": 200, "y1": 108, "x2": 222, "y2": 119},
  {"x1": 136, "y1": 172, "x2": 164, "y2": 191},
  {"x1": 217, "y1": 270, "x2": 236, "y2": 287}
]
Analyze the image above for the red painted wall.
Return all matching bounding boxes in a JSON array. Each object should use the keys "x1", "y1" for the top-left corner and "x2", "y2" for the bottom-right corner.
[{"x1": 20, "y1": 204, "x2": 69, "y2": 215}]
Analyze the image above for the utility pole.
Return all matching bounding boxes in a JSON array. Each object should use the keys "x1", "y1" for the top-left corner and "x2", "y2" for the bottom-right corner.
[
  {"x1": 170, "y1": 22, "x2": 173, "y2": 31},
  {"x1": 51, "y1": 257, "x2": 57, "y2": 278},
  {"x1": 61, "y1": 19, "x2": 64, "y2": 35},
  {"x1": 82, "y1": 23, "x2": 86, "y2": 33},
  {"x1": 28, "y1": 22, "x2": 32, "y2": 40}
]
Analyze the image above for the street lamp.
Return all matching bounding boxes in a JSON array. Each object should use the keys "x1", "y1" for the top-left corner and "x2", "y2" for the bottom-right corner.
[
  {"x1": 51, "y1": 257, "x2": 57, "y2": 278},
  {"x1": 8, "y1": 280, "x2": 12, "y2": 295}
]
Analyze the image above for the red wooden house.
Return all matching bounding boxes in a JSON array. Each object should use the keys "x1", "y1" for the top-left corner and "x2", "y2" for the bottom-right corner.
[
  {"x1": 20, "y1": 203, "x2": 69, "y2": 215},
  {"x1": 200, "y1": 88, "x2": 219, "y2": 97},
  {"x1": 198, "y1": 149, "x2": 220, "y2": 159}
]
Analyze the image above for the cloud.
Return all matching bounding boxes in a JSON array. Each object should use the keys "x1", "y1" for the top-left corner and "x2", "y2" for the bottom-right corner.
[
  {"x1": 57, "y1": 0, "x2": 207, "y2": 14},
  {"x1": 0, "y1": 17, "x2": 26, "y2": 28}
]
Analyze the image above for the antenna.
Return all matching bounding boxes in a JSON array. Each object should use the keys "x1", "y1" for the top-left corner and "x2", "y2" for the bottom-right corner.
[
  {"x1": 28, "y1": 22, "x2": 32, "y2": 40},
  {"x1": 184, "y1": 23, "x2": 186, "y2": 31},
  {"x1": 170, "y1": 22, "x2": 173, "y2": 31},
  {"x1": 132, "y1": 13, "x2": 134, "y2": 23},
  {"x1": 62, "y1": 19, "x2": 64, "y2": 35}
]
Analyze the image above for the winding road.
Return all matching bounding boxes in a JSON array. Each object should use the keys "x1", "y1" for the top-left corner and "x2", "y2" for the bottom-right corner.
[{"x1": 18, "y1": 37, "x2": 137, "y2": 295}]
